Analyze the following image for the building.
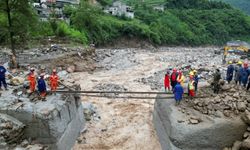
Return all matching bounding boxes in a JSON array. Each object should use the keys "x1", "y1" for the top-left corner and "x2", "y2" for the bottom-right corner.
[
  {"x1": 104, "y1": 1, "x2": 134, "y2": 19},
  {"x1": 33, "y1": 0, "x2": 79, "y2": 21},
  {"x1": 153, "y1": 5, "x2": 165, "y2": 12}
]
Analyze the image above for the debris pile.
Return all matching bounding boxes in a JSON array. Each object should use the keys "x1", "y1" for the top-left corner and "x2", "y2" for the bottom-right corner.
[
  {"x1": 82, "y1": 102, "x2": 100, "y2": 121},
  {"x1": 94, "y1": 83, "x2": 128, "y2": 97},
  {"x1": 186, "y1": 85, "x2": 250, "y2": 118},
  {"x1": 0, "y1": 113, "x2": 25, "y2": 148},
  {"x1": 95, "y1": 49, "x2": 138, "y2": 71},
  {"x1": 135, "y1": 70, "x2": 166, "y2": 90}
]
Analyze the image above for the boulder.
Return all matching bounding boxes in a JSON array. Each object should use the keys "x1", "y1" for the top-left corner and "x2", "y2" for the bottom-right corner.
[
  {"x1": 233, "y1": 93, "x2": 240, "y2": 99},
  {"x1": 237, "y1": 102, "x2": 246, "y2": 112},
  {"x1": 10, "y1": 77, "x2": 25, "y2": 86},
  {"x1": 223, "y1": 110, "x2": 231, "y2": 117},
  {"x1": 0, "y1": 113, "x2": 25, "y2": 148},
  {"x1": 221, "y1": 85, "x2": 231, "y2": 91},
  {"x1": 66, "y1": 65, "x2": 76, "y2": 73},
  {"x1": 57, "y1": 71, "x2": 68, "y2": 80},
  {"x1": 241, "y1": 137, "x2": 250, "y2": 149},
  {"x1": 232, "y1": 141, "x2": 242, "y2": 150},
  {"x1": 243, "y1": 132, "x2": 250, "y2": 139},
  {"x1": 189, "y1": 119, "x2": 199, "y2": 124},
  {"x1": 241, "y1": 111, "x2": 250, "y2": 125}
]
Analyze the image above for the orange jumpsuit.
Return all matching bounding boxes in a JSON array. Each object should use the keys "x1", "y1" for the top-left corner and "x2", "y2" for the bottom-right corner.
[
  {"x1": 50, "y1": 73, "x2": 59, "y2": 91},
  {"x1": 27, "y1": 72, "x2": 36, "y2": 92}
]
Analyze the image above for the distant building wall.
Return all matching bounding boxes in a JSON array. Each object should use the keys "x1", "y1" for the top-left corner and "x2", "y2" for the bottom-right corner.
[
  {"x1": 33, "y1": 0, "x2": 79, "y2": 21},
  {"x1": 104, "y1": 1, "x2": 134, "y2": 19}
]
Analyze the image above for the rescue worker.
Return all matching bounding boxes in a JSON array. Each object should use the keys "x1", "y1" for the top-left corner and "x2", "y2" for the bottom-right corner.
[
  {"x1": 188, "y1": 76, "x2": 195, "y2": 98},
  {"x1": 27, "y1": 68, "x2": 36, "y2": 93},
  {"x1": 213, "y1": 69, "x2": 221, "y2": 94},
  {"x1": 235, "y1": 61, "x2": 242, "y2": 85},
  {"x1": 164, "y1": 70, "x2": 170, "y2": 92},
  {"x1": 0, "y1": 63, "x2": 7, "y2": 90},
  {"x1": 177, "y1": 70, "x2": 185, "y2": 87},
  {"x1": 193, "y1": 70, "x2": 199, "y2": 92},
  {"x1": 189, "y1": 70, "x2": 194, "y2": 79},
  {"x1": 38, "y1": 73, "x2": 46, "y2": 100},
  {"x1": 173, "y1": 82, "x2": 184, "y2": 105},
  {"x1": 240, "y1": 62, "x2": 250, "y2": 87},
  {"x1": 50, "y1": 69, "x2": 59, "y2": 92},
  {"x1": 226, "y1": 61, "x2": 234, "y2": 84},
  {"x1": 170, "y1": 68, "x2": 178, "y2": 90}
]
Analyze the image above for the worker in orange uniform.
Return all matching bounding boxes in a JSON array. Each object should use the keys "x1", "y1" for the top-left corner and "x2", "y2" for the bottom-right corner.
[
  {"x1": 50, "y1": 69, "x2": 59, "y2": 92},
  {"x1": 27, "y1": 68, "x2": 36, "y2": 93}
]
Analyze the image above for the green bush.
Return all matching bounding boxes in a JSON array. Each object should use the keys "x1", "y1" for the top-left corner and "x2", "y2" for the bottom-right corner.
[
  {"x1": 56, "y1": 21, "x2": 88, "y2": 44},
  {"x1": 30, "y1": 21, "x2": 54, "y2": 37}
]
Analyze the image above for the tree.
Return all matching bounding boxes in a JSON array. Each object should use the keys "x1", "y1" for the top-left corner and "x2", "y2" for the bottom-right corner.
[{"x1": 0, "y1": 0, "x2": 36, "y2": 68}]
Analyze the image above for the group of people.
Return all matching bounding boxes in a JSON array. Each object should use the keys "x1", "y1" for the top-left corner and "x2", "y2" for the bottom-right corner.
[
  {"x1": 27, "y1": 68, "x2": 59, "y2": 99},
  {"x1": 0, "y1": 62, "x2": 59, "y2": 100},
  {"x1": 164, "y1": 68, "x2": 199, "y2": 105},
  {"x1": 226, "y1": 61, "x2": 250, "y2": 90}
]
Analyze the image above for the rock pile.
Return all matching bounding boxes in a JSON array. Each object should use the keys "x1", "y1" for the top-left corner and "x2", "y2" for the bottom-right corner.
[
  {"x1": 187, "y1": 85, "x2": 250, "y2": 118},
  {"x1": 135, "y1": 70, "x2": 166, "y2": 90},
  {"x1": 94, "y1": 83, "x2": 128, "y2": 92},
  {"x1": 0, "y1": 113, "x2": 25, "y2": 148},
  {"x1": 95, "y1": 49, "x2": 138, "y2": 71},
  {"x1": 94, "y1": 83, "x2": 128, "y2": 97},
  {"x1": 82, "y1": 102, "x2": 100, "y2": 121}
]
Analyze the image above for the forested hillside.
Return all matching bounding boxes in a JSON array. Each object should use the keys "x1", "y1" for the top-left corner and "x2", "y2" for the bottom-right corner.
[
  {"x1": 1, "y1": 0, "x2": 250, "y2": 47},
  {"x1": 215, "y1": 0, "x2": 250, "y2": 15}
]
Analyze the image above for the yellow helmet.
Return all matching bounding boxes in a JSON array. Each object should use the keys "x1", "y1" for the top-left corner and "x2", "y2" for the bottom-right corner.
[
  {"x1": 193, "y1": 70, "x2": 197, "y2": 73},
  {"x1": 238, "y1": 61, "x2": 243, "y2": 65},
  {"x1": 228, "y1": 61, "x2": 232, "y2": 64},
  {"x1": 189, "y1": 72, "x2": 194, "y2": 76}
]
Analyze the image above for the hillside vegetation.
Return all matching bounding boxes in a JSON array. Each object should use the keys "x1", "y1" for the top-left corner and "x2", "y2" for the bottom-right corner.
[
  {"x1": 215, "y1": 0, "x2": 250, "y2": 15},
  {"x1": 0, "y1": 0, "x2": 250, "y2": 47}
]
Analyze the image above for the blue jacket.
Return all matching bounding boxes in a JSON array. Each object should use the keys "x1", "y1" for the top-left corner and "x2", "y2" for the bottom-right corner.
[
  {"x1": 38, "y1": 78, "x2": 46, "y2": 92},
  {"x1": 174, "y1": 83, "x2": 184, "y2": 101},
  {"x1": 240, "y1": 67, "x2": 250, "y2": 84},
  {"x1": 194, "y1": 75, "x2": 199, "y2": 83},
  {"x1": 0, "y1": 66, "x2": 6, "y2": 79},
  {"x1": 227, "y1": 65, "x2": 234, "y2": 80}
]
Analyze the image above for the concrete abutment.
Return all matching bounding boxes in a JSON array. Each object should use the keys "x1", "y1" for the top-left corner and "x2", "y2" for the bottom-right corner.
[
  {"x1": 153, "y1": 95, "x2": 247, "y2": 150},
  {"x1": 0, "y1": 90, "x2": 85, "y2": 150}
]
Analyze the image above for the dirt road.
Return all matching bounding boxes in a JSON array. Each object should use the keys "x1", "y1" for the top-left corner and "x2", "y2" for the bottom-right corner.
[{"x1": 72, "y1": 47, "x2": 220, "y2": 150}]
